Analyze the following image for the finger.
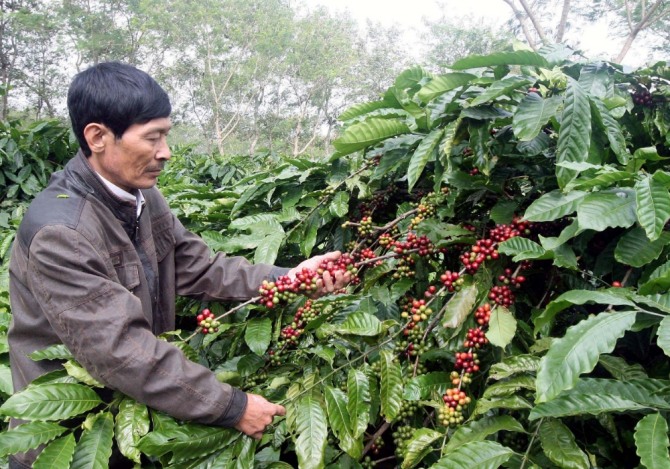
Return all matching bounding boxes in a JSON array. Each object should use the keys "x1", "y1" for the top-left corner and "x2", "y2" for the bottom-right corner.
[
  {"x1": 322, "y1": 270, "x2": 334, "y2": 292},
  {"x1": 275, "y1": 404, "x2": 286, "y2": 416},
  {"x1": 253, "y1": 431, "x2": 263, "y2": 440}
]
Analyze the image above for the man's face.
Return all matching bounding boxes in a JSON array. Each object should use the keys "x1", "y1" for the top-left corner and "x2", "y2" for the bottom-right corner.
[{"x1": 89, "y1": 117, "x2": 172, "y2": 192}]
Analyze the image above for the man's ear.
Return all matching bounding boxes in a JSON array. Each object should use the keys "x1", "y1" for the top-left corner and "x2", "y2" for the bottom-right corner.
[{"x1": 83, "y1": 123, "x2": 109, "y2": 153}]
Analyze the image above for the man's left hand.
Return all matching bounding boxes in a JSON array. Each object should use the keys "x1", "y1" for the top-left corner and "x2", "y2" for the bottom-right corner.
[{"x1": 287, "y1": 251, "x2": 352, "y2": 297}]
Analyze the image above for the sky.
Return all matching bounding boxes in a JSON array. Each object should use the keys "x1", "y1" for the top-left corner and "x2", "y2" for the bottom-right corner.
[{"x1": 299, "y1": 0, "x2": 658, "y2": 68}]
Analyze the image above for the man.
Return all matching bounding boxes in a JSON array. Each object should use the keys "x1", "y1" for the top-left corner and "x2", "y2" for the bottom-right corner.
[{"x1": 7, "y1": 62, "x2": 347, "y2": 468}]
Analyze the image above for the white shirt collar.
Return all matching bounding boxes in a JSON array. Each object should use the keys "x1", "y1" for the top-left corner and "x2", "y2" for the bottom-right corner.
[{"x1": 95, "y1": 173, "x2": 145, "y2": 218}]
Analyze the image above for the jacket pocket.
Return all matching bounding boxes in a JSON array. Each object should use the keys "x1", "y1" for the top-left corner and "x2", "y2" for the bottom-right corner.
[{"x1": 111, "y1": 252, "x2": 141, "y2": 290}]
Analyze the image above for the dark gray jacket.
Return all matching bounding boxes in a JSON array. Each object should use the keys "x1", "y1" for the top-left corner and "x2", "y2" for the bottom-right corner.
[{"x1": 8, "y1": 151, "x2": 284, "y2": 466}]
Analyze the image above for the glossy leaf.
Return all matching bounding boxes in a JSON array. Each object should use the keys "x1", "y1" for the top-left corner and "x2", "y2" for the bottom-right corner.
[
  {"x1": 401, "y1": 428, "x2": 442, "y2": 469},
  {"x1": 70, "y1": 412, "x2": 114, "y2": 469},
  {"x1": 450, "y1": 50, "x2": 549, "y2": 69},
  {"x1": 470, "y1": 76, "x2": 532, "y2": 106},
  {"x1": 635, "y1": 175, "x2": 670, "y2": 241},
  {"x1": 33, "y1": 434, "x2": 76, "y2": 469},
  {"x1": 245, "y1": 317, "x2": 272, "y2": 356},
  {"x1": 615, "y1": 228, "x2": 670, "y2": 267},
  {"x1": 442, "y1": 284, "x2": 478, "y2": 328},
  {"x1": 576, "y1": 189, "x2": 637, "y2": 231},
  {"x1": 513, "y1": 93, "x2": 561, "y2": 141},
  {"x1": 324, "y1": 386, "x2": 360, "y2": 459},
  {"x1": 28, "y1": 344, "x2": 73, "y2": 361},
  {"x1": 347, "y1": 369, "x2": 370, "y2": 439},
  {"x1": 523, "y1": 190, "x2": 587, "y2": 222},
  {"x1": 590, "y1": 98, "x2": 629, "y2": 164},
  {"x1": 333, "y1": 118, "x2": 410, "y2": 156},
  {"x1": 536, "y1": 310, "x2": 637, "y2": 402},
  {"x1": 657, "y1": 316, "x2": 670, "y2": 358},
  {"x1": 329, "y1": 192, "x2": 350, "y2": 218},
  {"x1": 556, "y1": 78, "x2": 592, "y2": 188},
  {"x1": 497, "y1": 237, "x2": 550, "y2": 262},
  {"x1": 635, "y1": 413, "x2": 670, "y2": 469},
  {"x1": 417, "y1": 73, "x2": 476, "y2": 102},
  {"x1": 114, "y1": 398, "x2": 150, "y2": 464},
  {"x1": 324, "y1": 312, "x2": 383, "y2": 336},
  {"x1": 640, "y1": 261, "x2": 670, "y2": 295},
  {"x1": 379, "y1": 350, "x2": 403, "y2": 422},
  {"x1": 539, "y1": 419, "x2": 589, "y2": 469},
  {"x1": 445, "y1": 415, "x2": 526, "y2": 453},
  {"x1": 489, "y1": 355, "x2": 540, "y2": 380},
  {"x1": 486, "y1": 306, "x2": 517, "y2": 348},
  {"x1": 435, "y1": 440, "x2": 514, "y2": 468},
  {"x1": 295, "y1": 393, "x2": 328, "y2": 469},
  {"x1": 407, "y1": 128, "x2": 443, "y2": 191},
  {"x1": 0, "y1": 383, "x2": 102, "y2": 420},
  {"x1": 403, "y1": 372, "x2": 452, "y2": 400},
  {"x1": 0, "y1": 421, "x2": 67, "y2": 457}
]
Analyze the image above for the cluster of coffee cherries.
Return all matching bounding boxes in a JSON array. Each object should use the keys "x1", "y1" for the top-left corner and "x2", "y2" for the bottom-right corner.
[
  {"x1": 409, "y1": 201, "x2": 436, "y2": 229},
  {"x1": 438, "y1": 388, "x2": 472, "y2": 427},
  {"x1": 440, "y1": 270, "x2": 463, "y2": 292},
  {"x1": 460, "y1": 218, "x2": 532, "y2": 274},
  {"x1": 196, "y1": 308, "x2": 220, "y2": 334},
  {"x1": 278, "y1": 300, "x2": 321, "y2": 347},
  {"x1": 632, "y1": 87, "x2": 654, "y2": 107},
  {"x1": 438, "y1": 302, "x2": 493, "y2": 427}
]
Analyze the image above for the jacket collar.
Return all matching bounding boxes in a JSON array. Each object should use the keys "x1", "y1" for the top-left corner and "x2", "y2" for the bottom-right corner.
[{"x1": 65, "y1": 150, "x2": 141, "y2": 234}]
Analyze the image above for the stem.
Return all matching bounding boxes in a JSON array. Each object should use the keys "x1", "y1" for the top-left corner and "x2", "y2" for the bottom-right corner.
[
  {"x1": 184, "y1": 296, "x2": 260, "y2": 342},
  {"x1": 363, "y1": 422, "x2": 391, "y2": 455},
  {"x1": 520, "y1": 418, "x2": 543, "y2": 469}
]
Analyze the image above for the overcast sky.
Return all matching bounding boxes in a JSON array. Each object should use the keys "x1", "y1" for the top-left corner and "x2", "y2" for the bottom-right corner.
[{"x1": 299, "y1": 0, "x2": 657, "y2": 68}]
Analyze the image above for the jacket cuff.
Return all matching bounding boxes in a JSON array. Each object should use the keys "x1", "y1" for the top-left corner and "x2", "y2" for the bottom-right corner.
[
  {"x1": 268, "y1": 267, "x2": 291, "y2": 281},
  {"x1": 214, "y1": 387, "x2": 248, "y2": 427}
]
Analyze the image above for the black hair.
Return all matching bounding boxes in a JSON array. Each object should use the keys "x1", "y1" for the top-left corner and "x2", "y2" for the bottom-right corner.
[{"x1": 67, "y1": 61, "x2": 171, "y2": 156}]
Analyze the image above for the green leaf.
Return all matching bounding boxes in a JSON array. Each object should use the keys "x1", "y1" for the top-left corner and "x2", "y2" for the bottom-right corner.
[
  {"x1": 115, "y1": 398, "x2": 150, "y2": 464},
  {"x1": 407, "y1": 128, "x2": 443, "y2": 192},
  {"x1": 347, "y1": 369, "x2": 370, "y2": 439},
  {"x1": 657, "y1": 316, "x2": 670, "y2": 358},
  {"x1": 474, "y1": 395, "x2": 533, "y2": 416},
  {"x1": 450, "y1": 50, "x2": 549, "y2": 70},
  {"x1": 497, "y1": 237, "x2": 550, "y2": 262},
  {"x1": 138, "y1": 424, "x2": 238, "y2": 463},
  {"x1": 28, "y1": 344, "x2": 73, "y2": 361},
  {"x1": 485, "y1": 307, "x2": 517, "y2": 348},
  {"x1": 245, "y1": 317, "x2": 272, "y2": 356},
  {"x1": 71, "y1": 412, "x2": 114, "y2": 469},
  {"x1": 445, "y1": 415, "x2": 526, "y2": 453},
  {"x1": 598, "y1": 355, "x2": 648, "y2": 381},
  {"x1": 482, "y1": 375, "x2": 536, "y2": 398},
  {"x1": 324, "y1": 386, "x2": 360, "y2": 458},
  {"x1": 539, "y1": 419, "x2": 589, "y2": 469},
  {"x1": 590, "y1": 98, "x2": 629, "y2": 164},
  {"x1": 615, "y1": 228, "x2": 670, "y2": 268},
  {"x1": 470, "y1": 76, "x2": 532, "y2": 106},
  {"x1": 254, "y1": 233, "x2": 284, "y2": 265},
  {"x1": 0, "y1": 421, "x2": 68, "y2": 457},
  {"x1": 489, "y1": 355, "x2": 540, "y2": 380},
  {"x1": 640, "y1": 261, "x2": 670, "y2": 295},
  {"x1": 536, "y1": 310, "x2": 637, "y2": 402},
  {"x1": 379, "y1": 350, "x2": 403, "y2": 422},
  {"x1": 576, "y1": 189, "x2": 637, "y2": 231},
  {"x1": 33, "y1": 434, "x2": 76, "y2": 469},
  {"x1": 63, "y1": 361, "x2": 104, "y2": 388},
  {"x1": 403, "y1": 372, "x2": 452, "y2": 400},
  {"x1": 523, "y1": 190, "x2": 587, "y2": 222},
  {"x1": 556, "y1": 78, "x2": 592, "y2": 188},
  {"x1": 295, "y1": 393, "x2": 328, "y2": 469},
  {"x1": 0, "y1": 364, "x2": 13, "y2": 396},
  {"x1": 324, "y1": 312, "x2": 383, "y2": 336},
  {"x1": 513, "y1": 93, "x2": 561, "y2": 141},
  {"x1": 339, "y1": 101, "x2": 389, "y2": 121},
  {"x1": 530, "y1": 378, "x2": 670, "y2": 419},
  {"x1": 417, "y1": 73, "x2": 476, "y2": 102},
  {"x1": 436, "y1": 440, "x2": 514, "y2": 468},
  {"x1": 635, "y1": 413, "x2": 670, "y2": 469},
  {"x1": 401, "y1": 428, "x2": 442, "y2": 469},
  {"x1": 329, "y1": 192, "x2": 350, "y2": 217},
  {"x1": 636, "y1": 175, "x2": 670, "y2": 241},
  {"x1": 534, "y1": 289, "x2": 634, "y2": 334},
  {"x1": 442, "y1": 284, "x2": 478, "y2": 328},
  {"x1": 333, "y1": 118, "x2": 410, "y2": 156},
  {"x1": 0, "y1": 383, "x2": 102, "y2": 420}
]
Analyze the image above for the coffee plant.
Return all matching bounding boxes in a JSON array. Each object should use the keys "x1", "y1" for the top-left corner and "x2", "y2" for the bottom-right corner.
[{"x1": 2, "y1": 46, "x2": 670, "y2": 468}]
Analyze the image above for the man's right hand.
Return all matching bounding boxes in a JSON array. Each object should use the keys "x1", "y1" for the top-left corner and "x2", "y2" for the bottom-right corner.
[{"x1": 234, "y1": 393, "x2": 286, "y2": 439}]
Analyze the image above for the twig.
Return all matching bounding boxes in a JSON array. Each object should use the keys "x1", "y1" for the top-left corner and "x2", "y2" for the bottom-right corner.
[
  {"x1": 520, "y1": 418, "x2": 543, "y2": 469},
  {"x1": 363, "y1": 422, "x2": 391, "y2": 455}
]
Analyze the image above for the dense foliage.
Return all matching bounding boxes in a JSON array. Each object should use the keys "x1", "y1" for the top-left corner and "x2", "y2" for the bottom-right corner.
[{"x1": 2, "y1": 46, "x2": 670, "y2": 468}]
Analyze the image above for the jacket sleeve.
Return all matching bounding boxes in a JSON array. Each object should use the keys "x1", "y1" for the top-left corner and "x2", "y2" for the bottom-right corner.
[
  {"x1": 169, "y1": 214, "x2": 289, "y2": 301},
  {"x1": 26, "y1": 225, "x2": 245, "y2": 426}
]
